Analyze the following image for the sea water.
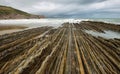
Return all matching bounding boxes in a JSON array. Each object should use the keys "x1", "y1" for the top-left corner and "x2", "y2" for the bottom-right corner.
[
  {"x1": 0, "y1": 18, "x2": 120, "y2": 38},
  {"x1": 85, "y1": 30, "x2": 120, "y2": 39}
]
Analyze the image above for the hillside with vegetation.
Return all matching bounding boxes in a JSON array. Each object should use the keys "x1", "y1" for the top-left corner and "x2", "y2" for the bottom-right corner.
[{"x1": 0, "y1": 5, "x2": 45, "y2": 19}]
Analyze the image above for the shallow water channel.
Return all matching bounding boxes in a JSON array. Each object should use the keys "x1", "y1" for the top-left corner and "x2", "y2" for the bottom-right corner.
[{"x1": 85, "y1": 30, "x2": 120, "y2": 39}]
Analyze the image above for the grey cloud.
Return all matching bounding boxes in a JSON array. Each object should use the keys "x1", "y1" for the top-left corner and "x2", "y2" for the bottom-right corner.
[
  {"x1": 39, "y1": 0, "x2": 106, "y2": 4},
  {"x1": 0, "y1": 0, "x2": 120, "y2": 18},
  {"x1": 0, "y1": 0, "x2": 106, "y2": 5}
]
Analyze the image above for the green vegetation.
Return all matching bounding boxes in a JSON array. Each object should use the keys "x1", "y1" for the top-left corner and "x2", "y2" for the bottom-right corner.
[
  {"x1": 0, "y1": 5, "x2": 45, "y2": 19},
  {"x1": 0, "y1": 5, "x2": 31, "y2": 16}
]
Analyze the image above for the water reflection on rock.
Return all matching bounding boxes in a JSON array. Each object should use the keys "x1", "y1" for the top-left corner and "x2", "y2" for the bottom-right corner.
[{"x1": 85, "y1": 30, "x2": 120, "y2": 39}]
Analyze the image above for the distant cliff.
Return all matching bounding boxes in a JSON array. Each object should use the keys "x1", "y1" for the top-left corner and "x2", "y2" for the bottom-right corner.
[{"x1": 0, "y1": 5, "x2": 45, "y2": 19}]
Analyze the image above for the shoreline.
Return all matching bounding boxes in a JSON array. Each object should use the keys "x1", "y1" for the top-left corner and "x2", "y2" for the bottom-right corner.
[{"x1": 0, "y1": 25, "x2": 27, "y2": 31}]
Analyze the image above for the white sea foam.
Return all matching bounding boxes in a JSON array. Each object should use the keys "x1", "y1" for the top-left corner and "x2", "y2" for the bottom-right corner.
[
  {"x1": 85, "y1": 30, "x2": 120, "y2": 39},
  {"x1": 0, "y1": 18, "x2": 88, "y2": 28}
]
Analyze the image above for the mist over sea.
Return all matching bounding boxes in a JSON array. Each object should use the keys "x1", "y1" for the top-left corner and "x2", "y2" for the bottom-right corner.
[
  {"x1": 0, "y1": 18, "x2": 120, "y2": 39},
  {"x1": 0, "y1": 18, "x2": 120, "y2": 28}
]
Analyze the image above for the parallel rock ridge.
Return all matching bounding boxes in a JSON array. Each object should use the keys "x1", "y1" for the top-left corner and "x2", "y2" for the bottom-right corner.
[{"x1": 0, "y1": 21, "x2": 120, "y2": 74}]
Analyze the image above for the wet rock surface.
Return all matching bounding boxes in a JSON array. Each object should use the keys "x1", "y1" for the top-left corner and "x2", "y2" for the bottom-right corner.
[{"x1": 0, "y1": 21, "x2": 120, "y2": 74}]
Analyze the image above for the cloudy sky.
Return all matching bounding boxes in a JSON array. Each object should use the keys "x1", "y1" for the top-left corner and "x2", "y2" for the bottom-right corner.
[{"x1": 0, "y1": 0, "x2": 120, "y2": 18}]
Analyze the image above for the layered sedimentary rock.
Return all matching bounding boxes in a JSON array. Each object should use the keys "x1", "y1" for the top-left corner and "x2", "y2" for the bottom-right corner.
[{"x1": 0, "y1": 21, "x2": 120, "y2": 74}]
